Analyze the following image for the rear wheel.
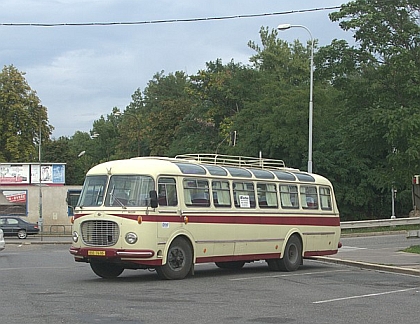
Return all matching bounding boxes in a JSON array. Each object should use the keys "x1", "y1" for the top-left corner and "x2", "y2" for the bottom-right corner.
[
  {"x1": 90, "y1": 261, "x2": 124, "y2": 279},
  {"x1": 17, "y1": 229, "x2": 27, "y2": 239},
  {"x1": 267, "y1": 235, "x2": 302, "y2": 272},
  {"x1": 156, "y1": 237, "x2": 192, "y2": 280},
  {"x1": 215, "y1": 261, "x2": 245, "y2": 269},
  {"x1": 279, "y1": 235, "x2": 302, "y2": 271}
]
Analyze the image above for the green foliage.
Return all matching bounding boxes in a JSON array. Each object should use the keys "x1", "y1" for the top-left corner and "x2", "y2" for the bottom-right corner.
[{"x1": 0, "y1": 65, "x2": 52, "y2": 162}]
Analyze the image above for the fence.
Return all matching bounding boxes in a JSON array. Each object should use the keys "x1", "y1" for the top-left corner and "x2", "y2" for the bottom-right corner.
[{"x1": 340, "y1": 217, "x2": 420, "y2": 229}]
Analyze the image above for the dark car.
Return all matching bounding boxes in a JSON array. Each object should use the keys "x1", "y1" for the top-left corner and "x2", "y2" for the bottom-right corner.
[{"x1": 0, "y1": 216, "x2": 39, "y2": 239}]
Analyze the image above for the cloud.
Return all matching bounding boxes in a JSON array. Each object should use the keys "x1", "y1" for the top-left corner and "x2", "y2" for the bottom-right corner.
[{"x1": 0, "y1": 0, "x2": 351, "y2": 137}]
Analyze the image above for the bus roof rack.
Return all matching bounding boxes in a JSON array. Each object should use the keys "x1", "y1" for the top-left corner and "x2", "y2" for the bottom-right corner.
[{"x1": 175, "y1": 154, "x2": 286, "y2": 170}]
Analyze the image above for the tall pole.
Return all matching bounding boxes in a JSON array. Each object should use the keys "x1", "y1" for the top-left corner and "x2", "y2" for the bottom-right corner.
[
  {"x1": 277, "y1": 24, "x2": 314, "y2": 173},
  {"x1": 38, "y1": 105, "x2": 43, "y2": 240}
]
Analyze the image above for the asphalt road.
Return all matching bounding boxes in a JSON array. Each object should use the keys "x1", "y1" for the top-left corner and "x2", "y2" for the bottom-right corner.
[{"x1": 0, "y1": 240, "x2": 419, "y2": 324}]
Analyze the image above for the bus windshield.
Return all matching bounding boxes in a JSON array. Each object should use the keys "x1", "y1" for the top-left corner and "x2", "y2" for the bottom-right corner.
[
  {"x1": 78, "y1": 175, "x2": 107, "y2": 207},
  {"x1": 104, "y1": 175, "x2": 155, "y2": 207}
]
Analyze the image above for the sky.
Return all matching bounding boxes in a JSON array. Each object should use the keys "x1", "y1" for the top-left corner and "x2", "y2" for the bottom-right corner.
[{"x1": 0, "y1": 0, "x2": 353, "y2": 138}]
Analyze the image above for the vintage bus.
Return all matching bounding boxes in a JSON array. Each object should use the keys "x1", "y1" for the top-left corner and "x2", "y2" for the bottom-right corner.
[{"x1": 69, "y1": 154, "x2": 341, "y2": 280}]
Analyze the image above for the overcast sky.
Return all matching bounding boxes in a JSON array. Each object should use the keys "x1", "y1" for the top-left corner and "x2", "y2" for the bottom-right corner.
[{"x1": 1, "y1": 0, "x2": 352, "y2": 138}]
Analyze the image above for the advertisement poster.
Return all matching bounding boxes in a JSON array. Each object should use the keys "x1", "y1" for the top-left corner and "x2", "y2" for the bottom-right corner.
[
  {"x1": 0, "y1": 164, "x2": 30, "y2": 184},
  {"x1": 0, "y1": 190, "x2": 27, "y2": 216},
  {"x1": 31, "y1": 164, "x2": 65, "y2": 184}
]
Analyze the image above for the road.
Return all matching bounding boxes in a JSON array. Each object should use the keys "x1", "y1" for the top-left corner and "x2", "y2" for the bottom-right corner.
[{"x1": 0, "y1": 237, "x2": 419, "y2": 324}]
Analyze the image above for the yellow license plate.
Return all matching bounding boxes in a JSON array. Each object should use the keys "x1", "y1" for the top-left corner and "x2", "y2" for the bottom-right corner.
[{"x1": 88, "y1": 250, "x2": 106, "y2": 256}]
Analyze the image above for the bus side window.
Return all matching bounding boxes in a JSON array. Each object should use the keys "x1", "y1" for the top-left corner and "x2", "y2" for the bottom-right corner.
[
  {"x1": 212, "y1": 180, "x2": 231, "y2": 207},
  {"x1": 280, "y1": 185, "x2": 299, "y2": 209},
  {"x1": 233, "y1": 182, "x2": 256, "y2": 208},
  {"x1": 320, "y1": 187, "x2": 332, "y2": 210},
  {"x1": 257, "y1": 183, "x2": 278, "y2": 208},
  {"x1": 184, "y1": 178, "x2": 210, "y2": 207},
  {"x1": 158, "y1": 177, "x2": 178, "y2": 207},
  {"x1": 300, "y1": 186, "x2": 318, "y2": 209}
]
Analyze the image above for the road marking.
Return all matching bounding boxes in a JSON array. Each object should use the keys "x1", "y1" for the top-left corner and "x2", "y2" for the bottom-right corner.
[
  {"x1": 339, "y1": 246, "x2": 367, "y2": 251},
  {"x1": 230, "y1": 269, "x2": 351, "y2": 281},
  {"x1": 313, "y1": 287, "x2": 419, "y2": 304}
]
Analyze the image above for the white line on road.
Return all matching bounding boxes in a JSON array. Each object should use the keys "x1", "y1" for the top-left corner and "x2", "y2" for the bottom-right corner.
[
  {"x1": 230, "y1": 269, "x2": 352, "y2": 281},
  {"x1": 313, "y1": 287, "x2": 419, "y2": 304}
]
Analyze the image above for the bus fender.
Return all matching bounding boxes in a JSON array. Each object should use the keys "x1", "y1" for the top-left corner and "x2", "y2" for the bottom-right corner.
[
  {"x1": 281, "y1": 229, "x2": 304, "y2": 258},
  {"x1": 160, "y1": 231, "x2": 196, "y2": 266}
]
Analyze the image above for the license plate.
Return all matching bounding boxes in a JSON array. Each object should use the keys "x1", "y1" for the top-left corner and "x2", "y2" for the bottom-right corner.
[{"x1": 88, "y1": 250, "x2": 106, "y2": 256}]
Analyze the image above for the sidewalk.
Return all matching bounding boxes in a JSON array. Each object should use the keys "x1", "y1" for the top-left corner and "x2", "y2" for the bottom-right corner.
[{"x1": 313, "y1": 233, "x2": 420, "y2": 276}]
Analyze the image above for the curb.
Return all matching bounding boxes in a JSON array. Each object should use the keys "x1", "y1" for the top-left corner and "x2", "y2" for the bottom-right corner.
[{"x1": 311, "y1": 256, "x2": 420, "y2": 277}]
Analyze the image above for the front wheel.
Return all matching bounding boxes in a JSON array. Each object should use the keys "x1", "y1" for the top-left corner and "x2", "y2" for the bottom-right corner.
[
  {"x1": 90, "y1": 261, "x2": 124, "y2": 279},
  {"x1": 17, "y1": 229, "x2": 27, "y2": 239},
  {"x1": 156, "y1": 237, "x2": 192, "y2": 280}
]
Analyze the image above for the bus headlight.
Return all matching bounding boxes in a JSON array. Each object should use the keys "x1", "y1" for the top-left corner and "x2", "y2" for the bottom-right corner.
[
  {"x1": 125, "y1": 232, "x2": 138, "y2": 244},
  {"x1": 72, "y1": 231, "x2": 79, "y2": 243}
]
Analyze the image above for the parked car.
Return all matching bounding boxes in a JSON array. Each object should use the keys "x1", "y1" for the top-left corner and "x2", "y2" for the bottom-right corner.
[
  {"x1": 0, "y1": 216, "x2": 39, "y2": 239},
  {"x1": 0, "y1": 228, "x2": 5, "y2": 250}
]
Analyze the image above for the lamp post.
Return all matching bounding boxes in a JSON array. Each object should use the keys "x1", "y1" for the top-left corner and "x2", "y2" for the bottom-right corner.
[
  {"x1": 114, "y1": 111, "x2": 141, "y2": 157},
  {"x1": 38, "y1": 105, "x2": 43, "y2": 240},
  {"x1": 277, "y1": 24, "x2": 314, "y2": 173}
]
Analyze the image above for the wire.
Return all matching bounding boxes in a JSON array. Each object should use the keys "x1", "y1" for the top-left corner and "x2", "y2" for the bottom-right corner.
[{"x1": 0, "y1": 6, "x2": 341, "y2": 27}]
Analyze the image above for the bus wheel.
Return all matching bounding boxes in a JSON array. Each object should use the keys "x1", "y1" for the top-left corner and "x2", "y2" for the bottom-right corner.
[
  {"x1": 279, "y1": 235, "x2": 302, "y2": 271},
  {"x1": 156, "y1": 237, "x2": 192, "y2": 280},
  {"x1": 215, "y1": 261, "x2": 245, "y2": 269},
  {"x1": 90, "y1": 261, "x2": 124, "y2": 279}
]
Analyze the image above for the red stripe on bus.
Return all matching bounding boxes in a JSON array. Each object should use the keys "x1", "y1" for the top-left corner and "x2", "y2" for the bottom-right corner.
[{"x1": 111, "y1": 213, "x2": 340, "y2": 227}]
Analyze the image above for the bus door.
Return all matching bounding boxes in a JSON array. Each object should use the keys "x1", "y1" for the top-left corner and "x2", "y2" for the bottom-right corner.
[{"x1": 156, "y1": 177, "x2": 182, "y2": 239}]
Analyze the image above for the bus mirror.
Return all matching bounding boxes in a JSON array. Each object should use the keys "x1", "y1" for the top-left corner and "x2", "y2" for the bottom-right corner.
[{"x1": 149, "y1": 190, "x2": 158, "y2": 208}]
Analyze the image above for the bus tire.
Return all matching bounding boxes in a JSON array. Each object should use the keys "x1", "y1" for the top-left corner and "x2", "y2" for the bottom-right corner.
[
  {"x1": 215, "y1": 261, "x2": 245, "y2": 269},
  {"x1": 279, "y1": 235, "x2": 302, "y2": 271},
  {"x1": 156, "y1": 237, "x2": 192, "y2": 280},
  {"x1": 90, "y1": 260, "x2": 124, "y2": 279}
]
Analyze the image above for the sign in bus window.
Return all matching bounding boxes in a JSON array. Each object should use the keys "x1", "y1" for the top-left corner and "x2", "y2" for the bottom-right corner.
[
  {"x1": 212, "y1": 180, "x2": 231, "y2": 207},
  {"x1": 257, "y1": 183, "x2": 278, "y2": 208},
  {"x1": 320, "y1": 187, "x2": 332, "y2": 210},
  {"x1": 280, "y1": 185, "x2": 299, "y2": 209},
  {"x1": 300, "y1": 186, "x2": 318, "y2": 209},
  {"x1": 184, "y1": 179, "x2": 210, "y2": 207},
  {"x1": 233, "y1": 182, "x2": 255, "y2": 208},
  {"x1": 158, "y1": 177, "x2": 178, "y2": 206}
]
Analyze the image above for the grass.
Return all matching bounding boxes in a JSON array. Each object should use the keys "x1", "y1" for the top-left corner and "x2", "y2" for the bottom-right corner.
[{"x1": 402, "y1": 245, "x2": 420, "y2": 254}]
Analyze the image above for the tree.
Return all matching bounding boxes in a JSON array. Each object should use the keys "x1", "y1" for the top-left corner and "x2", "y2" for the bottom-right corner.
[
  {"x1": 322, "y1": 0, "x2": 420, "y2": 217},
  {"x1": 0, "y1": 65, "x2": 52, "y2": 162}
]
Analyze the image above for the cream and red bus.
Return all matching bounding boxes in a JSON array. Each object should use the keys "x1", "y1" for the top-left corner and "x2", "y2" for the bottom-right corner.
[{"x1": 69, "y1": 154, "x2": 340, "y2": 280}]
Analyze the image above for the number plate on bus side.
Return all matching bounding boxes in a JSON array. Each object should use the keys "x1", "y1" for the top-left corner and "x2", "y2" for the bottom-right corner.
[{"x1": 88, "y1": 250, "x2": 106, "y2": 256}]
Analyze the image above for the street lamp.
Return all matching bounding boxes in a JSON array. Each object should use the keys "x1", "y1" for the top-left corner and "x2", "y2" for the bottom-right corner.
[
  {"x1": 277, "y1": 24, "x2": 314, "y2": 173},
  {"x1": 38, "y1": 105, "x2": 43, "y2": 240},
  {"x1": 114, "y1": 111, "x2": 141, "y2": 157}
]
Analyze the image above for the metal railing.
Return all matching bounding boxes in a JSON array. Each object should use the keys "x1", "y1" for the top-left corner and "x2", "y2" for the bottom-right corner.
[{"x1": 341, "y1": 217, "x2": 420, "y2": 229}]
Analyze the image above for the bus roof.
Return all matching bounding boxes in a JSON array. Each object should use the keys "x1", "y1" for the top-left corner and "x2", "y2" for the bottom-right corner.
[{"x1": 86, "y1": 155, "x2": 333, "y2": 186}]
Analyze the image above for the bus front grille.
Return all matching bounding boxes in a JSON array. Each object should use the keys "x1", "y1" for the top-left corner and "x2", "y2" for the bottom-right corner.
[{"x1": 80, "y1": 220, "x2": 119, "y2": 246}]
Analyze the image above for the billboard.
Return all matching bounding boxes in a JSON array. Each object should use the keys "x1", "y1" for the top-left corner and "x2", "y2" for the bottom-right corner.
[
  {"x1": 30, "y1": 164, "x2": 66, "y2": 184},
  {"x1": 0, "y1": 190, "x2": 27, "y2": 216},
  {"x1": 0, "y1": 164, "x2": 30, "y2": 184}
]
